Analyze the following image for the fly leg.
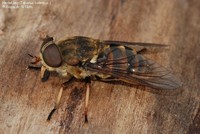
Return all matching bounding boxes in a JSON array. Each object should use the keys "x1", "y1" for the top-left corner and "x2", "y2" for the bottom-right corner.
[
  {"x1": 47, "y1": 76, "x2": 73, "y2": 121},
  {"x1": 40, "y1": 66, "x2": 50, "y2": 82},
  {"x1": 47, "y1": 86, "x2": 63, "y2": 121},
  {"x1": 28, "y1": 64, "x2": 50, "y2": 82},
  {"x1": 27, "y1": 54, "x2": 42, "y2": 70},
  {"x1": 84, "y1": 77, "x2": 91, "y2": 123},
  {"x1": 28, "y1": 54, "x2": 41, "y2": 64},
  {"x1": 84, "y1": 83, "x2": 90, "y2": 123},
  {"x1": 27, "y1": 65, "x2": 41, "y2": 70},
  {"x1": 27, "y1": 54, "x2": 41, "y2": 69}
]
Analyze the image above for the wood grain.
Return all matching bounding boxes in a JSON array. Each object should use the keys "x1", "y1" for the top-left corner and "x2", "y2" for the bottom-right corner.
[{"x1": 0, "y1": 0, "x2": 200, "y2": 134}]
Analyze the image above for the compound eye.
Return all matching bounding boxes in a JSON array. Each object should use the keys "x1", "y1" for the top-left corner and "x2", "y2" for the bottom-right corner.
[{"x1": 42, "y1": 44, "x2": 62, "y2": 67}]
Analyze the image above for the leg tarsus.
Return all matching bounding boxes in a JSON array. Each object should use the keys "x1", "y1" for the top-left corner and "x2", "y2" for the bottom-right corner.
[
  {"x1": 27, "y1": 65, "x2": 41, "y2": 70},
  {"x1": 47, "y1": 108, "x2": 56, "y2": 121},
  {"x1": 84, "y1": 110, "x2": 88, "y2": 123}
]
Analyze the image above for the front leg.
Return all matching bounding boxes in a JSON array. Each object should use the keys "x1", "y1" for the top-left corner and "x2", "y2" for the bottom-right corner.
[
  {"x1": 28, "y1": 64, "x2": 50, "y2": 82},
  {"x1": 27, "y1": 65, "x2": 41, "y2": 70},
  {"x1": 27, "y1": 53, "x2": 50, "y2": 82},
  {"x1": 40, "y1": 66, "x2": 50, "y2": 82}
]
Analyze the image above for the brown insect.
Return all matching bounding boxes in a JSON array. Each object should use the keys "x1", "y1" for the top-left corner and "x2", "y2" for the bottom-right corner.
[{"x1": 28, "y1": 36, "x2": 182, "y2": 122}]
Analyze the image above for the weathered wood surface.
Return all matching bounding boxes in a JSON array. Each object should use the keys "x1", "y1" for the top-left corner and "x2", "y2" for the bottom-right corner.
[{"x1": 0, "y1": 0, "x2": 200, "y2": 134}]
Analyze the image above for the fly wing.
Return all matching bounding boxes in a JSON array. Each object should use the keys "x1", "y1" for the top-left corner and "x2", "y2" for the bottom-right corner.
[
  {"x1": 126, "y1": 55, "x2": 182, "y2": 90},
  {"x1": 102, "y1": 40, "x2": 169, "y2": 54},
  {"x1": 84, "y1": 45, "x2": 182, "y2": 90},
  {"x1": 103, "y1": 40, "x2": 167, "y2": 47}
]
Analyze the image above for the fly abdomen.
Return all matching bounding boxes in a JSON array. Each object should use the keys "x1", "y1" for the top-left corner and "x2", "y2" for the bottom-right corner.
[
  {"x1": 127, "y1": 54, "x2": 150, "y2": 74},
  {"x1": 96, "y1": 45, "x2": 134, "y2": 74}
]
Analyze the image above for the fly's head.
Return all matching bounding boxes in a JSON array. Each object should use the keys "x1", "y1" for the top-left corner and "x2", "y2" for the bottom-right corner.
[{"x1": 39, "y1": 36, "x2": 63, "y2": 71}]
